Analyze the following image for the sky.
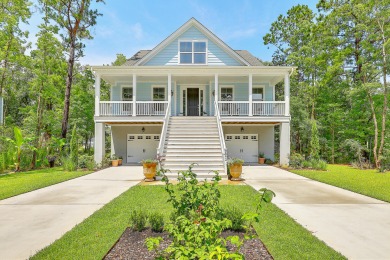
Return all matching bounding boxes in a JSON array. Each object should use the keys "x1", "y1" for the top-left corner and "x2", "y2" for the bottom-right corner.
[{"x1": 25, "y1": 0, "x2": 318, "y2": 65}]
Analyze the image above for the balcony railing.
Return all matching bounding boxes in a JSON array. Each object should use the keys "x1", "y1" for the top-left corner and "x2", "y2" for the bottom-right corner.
[
  {"x1": 218, "y1": 101, "x2": 285, "y2": 116},
  {"x1": 252, "y1": 101, "x2": 285, "y2": 116},
  {"x1": 99, "y1": 101, "x2": 168, "y2": 116}
]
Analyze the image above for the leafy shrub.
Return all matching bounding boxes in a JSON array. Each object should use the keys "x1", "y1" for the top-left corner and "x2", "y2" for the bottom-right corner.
[
  {"x1": 70, "y1": 126, "x2": 78, "y2": 168},
  {"x1": 146, "y1": 165, "x2": 276, "y2": 259},
  {"x1": 78, "y1": 154, "x2": 95, "y2": 170},
  {"x1": 289, "y1": 153, "x2": 305, "y2": 169},
  {"x1": 222, "y1": 207, "x2": 245, "y2": 231},
  {"x1": 62, "y1": 155, "x2": 77, "y2": 171},
  {"x1": 129, "y1": 209, "x2": 148, "y2": 231},
  {"x1": 341, "y1": 139, "x2": 367, "y2": 168},
  {"x1": 149, "y1": 212, "x2": 164, "y2": 232},
  {"x1": 227, "y1": 158, "x2": 244, "y2": 165}
]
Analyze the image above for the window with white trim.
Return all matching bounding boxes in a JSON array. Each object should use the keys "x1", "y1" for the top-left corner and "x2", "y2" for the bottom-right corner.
[
  {"x1": 253, "y1": 87, "x2": 264, "y2": 101},
  {"x1": 153, "y1": 87, "x2": 165, "y2": 101},
  {"x1": 122, "y1": 87, "x2": 133, "y2": 101},
  {"x1": 179, "y1": 40, "x2": 207, "y2": 64},
  {"x1": 220, "y1": 87, "x2": 233, "y2": 101}
]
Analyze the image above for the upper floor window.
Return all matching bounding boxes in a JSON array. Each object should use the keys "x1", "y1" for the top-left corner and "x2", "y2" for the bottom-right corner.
[
  {"x1": 122, "y1": 87, "x2": 133, "y2": 101},
  {"x1": 253, "y1": 87, "x2": 264, "y2": 101},
  {"x1": 220, "y1": 87, "x2": 233, "y2": 101},
  {"x1": 179, "y1": 40, "x2": 207, "y2": 64},
  {"x1": 153, "y1": 86, "x2": 166, "y2": 101}
]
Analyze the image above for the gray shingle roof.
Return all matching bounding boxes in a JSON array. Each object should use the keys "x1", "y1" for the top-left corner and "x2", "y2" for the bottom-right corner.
[{"x1": 123, "y1": 49, "x2": 264, "y2": 66}]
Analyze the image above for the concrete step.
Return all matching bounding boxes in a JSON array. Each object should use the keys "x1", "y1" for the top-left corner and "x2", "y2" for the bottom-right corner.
[
  {"x1": 164, "y1": 152, "x2": 222, "y2": 157},
  {"x1": 164, "y1": 148, "x2": 221, "y2": 154},
  {"x1": 165, "y1": 144, "x2": 221, "y2": 149}
]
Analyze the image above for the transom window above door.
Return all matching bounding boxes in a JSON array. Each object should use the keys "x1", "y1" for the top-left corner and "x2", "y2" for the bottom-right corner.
[
  {"x1": 179, "y1": 40, "x2": 207, "y2": 64},
  {"x1": 122, "y1": 87, "x2": 133, "y2": 101}
]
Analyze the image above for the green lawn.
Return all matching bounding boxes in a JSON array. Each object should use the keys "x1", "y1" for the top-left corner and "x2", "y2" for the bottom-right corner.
[
  {"x1": 291, "y1": 164, "x2": 390, "y2": 202},
  {"x1": 32, "y1": 185, "x2": 344, "y2": 260},
  {"x1": 0, "y1": 167, "x2": 93, "y2": 200}
]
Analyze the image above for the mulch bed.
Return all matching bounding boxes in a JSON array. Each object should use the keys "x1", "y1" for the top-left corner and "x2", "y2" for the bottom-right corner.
[{"x1": 104, "y1": 228, "x2": 273, "y2": 259}]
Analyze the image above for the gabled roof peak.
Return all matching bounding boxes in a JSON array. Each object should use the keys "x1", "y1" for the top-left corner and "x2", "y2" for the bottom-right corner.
[{"x1": 134, "y1": 17, "x2": 251, "y2": 66}]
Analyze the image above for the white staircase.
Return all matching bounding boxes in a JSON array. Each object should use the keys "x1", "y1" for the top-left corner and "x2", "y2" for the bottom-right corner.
[{"x1": 161, "y1": 116, "x2": 226, "y2": 178}]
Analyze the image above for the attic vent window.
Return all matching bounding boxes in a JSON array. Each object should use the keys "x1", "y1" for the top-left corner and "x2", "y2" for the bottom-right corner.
[{"x1": 179, "y1": 40, "x2": 207, "y2": 64}]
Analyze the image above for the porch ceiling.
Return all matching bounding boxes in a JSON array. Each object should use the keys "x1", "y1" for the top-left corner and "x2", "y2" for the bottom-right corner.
[{"x1": 91, "y1": 66, "x2": 294, "y2": 85}]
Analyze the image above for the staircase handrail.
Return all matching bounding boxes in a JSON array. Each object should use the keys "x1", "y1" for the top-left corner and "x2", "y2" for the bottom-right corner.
[
  {"x1": 157, "y1": 102, "x2": 171, "y2": 160},
  {"x1": 214, "y1": 101, "x2": 227, "y2": 174}
]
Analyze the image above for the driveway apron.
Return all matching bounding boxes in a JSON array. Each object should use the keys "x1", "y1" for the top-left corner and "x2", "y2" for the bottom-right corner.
[
  {"x1": 243, "y1": 166, "x2": 390, "y2": 260},
  {"x1": 0, "y1": 166, "x2": 143, "y2": 260}
]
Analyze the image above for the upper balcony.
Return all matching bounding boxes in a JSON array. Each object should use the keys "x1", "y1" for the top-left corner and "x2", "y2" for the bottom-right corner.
[{"x1": 92, "y1": 66, "x2": 292, "y2": 123}]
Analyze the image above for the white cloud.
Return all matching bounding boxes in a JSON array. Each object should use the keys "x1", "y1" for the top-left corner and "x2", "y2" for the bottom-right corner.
[
  {"x1": 129, "y1": 23, "x2": 144, "y2": 40},
  {"x1": 224, "y1": 27, "x2": 258, "y2": 41}
]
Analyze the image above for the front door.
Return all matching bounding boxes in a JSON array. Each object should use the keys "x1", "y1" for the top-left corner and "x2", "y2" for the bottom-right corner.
[{"x1": 187, "y1": 88, "x2": 199, "y2": 116}]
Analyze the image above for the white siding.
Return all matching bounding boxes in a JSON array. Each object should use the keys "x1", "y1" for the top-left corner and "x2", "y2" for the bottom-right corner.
[{"x1": 144, "y1": 26, "x2": 242, "y2": 66}]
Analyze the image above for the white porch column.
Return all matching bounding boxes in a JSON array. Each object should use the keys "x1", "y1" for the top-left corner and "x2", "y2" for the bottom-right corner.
[
  {"x1": 167, "y1": 73, "x2": 172, "y2": 115},
  {"x1": 94, "y1": 122, "x2": 105, "y2": 165},
  {"x1": 279, "y1": 122, "x2": 290, "y2": 166},
  {"x1": 214, "y1": 74, "x2": 218, "y2": 115},
  {"x1": 132, "y1": 74, "x2": 137, "y2": 116},
  {"x1": 249, "y1": 73, "x2": 253, "y2": 116},
  {"x1": 284, "y1": 73, "x2": 290, "y2": 116},
  {"x1": 94, "y1": 73, "x2": 100, "y2": 116}
]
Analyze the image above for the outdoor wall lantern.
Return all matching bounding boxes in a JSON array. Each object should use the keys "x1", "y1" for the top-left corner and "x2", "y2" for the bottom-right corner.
[
  {"x1": 142, "y1": 127, "x2": 145, "y2": 133},
  {"x1": 212, "y1": 90, "x2": 215, "y2": 96},
  {"x1": 241, "y1": 126, "x2": 244, "y2": 132},
  {"x1": 171, "y1": 90, "x2": 174, "y2": 96}
]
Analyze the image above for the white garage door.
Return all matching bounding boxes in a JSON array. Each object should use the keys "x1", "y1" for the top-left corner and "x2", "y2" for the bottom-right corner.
[
  {"x1": 225, "y1": 134, "x2": 258, "y2": 163},
  {"x1": 127, "y1": 134, "x2": 160, "y2": 163}
]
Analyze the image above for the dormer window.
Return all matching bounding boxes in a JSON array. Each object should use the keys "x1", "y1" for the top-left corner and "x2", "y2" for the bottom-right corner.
[{"x1": 179, "y1": 40, "x2": 207, "y2": 64}]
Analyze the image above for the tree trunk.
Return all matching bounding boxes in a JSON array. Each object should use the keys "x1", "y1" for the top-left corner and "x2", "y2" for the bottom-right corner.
[{"x1": 61, "y1": 40, "x2": 76, "y2": 139}]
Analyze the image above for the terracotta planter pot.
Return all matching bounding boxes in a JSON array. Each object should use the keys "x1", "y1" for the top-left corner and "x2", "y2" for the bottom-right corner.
[
  {"x1": 143, "y1": 162, "x2": 157, "y2": 181},
  {"x1": 258, "y1": 158, "x2": 266, "y2": 164},
  {"x1": 112, "y1": 160, "x2": 119, "y2": 167},
  {"x1": 118, "y1": 159, "x2": 123, "y2": 166},
  {"x1": 229, "y1": 164, "x2": 242, "y2": 180}
]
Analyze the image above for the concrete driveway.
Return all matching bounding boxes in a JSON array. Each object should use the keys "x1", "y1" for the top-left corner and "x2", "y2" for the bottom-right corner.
[
  {"x1": 0, "y1": 166, "x2": 144, "y2": 260},
  {"x1": 242, "y1": 165, "x2": 390, "y2": 260}
]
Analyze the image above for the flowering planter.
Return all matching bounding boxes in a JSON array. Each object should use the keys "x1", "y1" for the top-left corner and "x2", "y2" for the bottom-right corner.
[
  {"x1": 229, "y1": 163, "x2": 242, "y2": 181},
  {"x1": 143, "y1": 162, "x2": 157, "y2": 181},
  {"x1": 118, "y1": 159, "x2": 123, "y2": 166}
]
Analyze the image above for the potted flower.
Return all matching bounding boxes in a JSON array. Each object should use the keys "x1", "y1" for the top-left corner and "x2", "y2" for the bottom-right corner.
[
  {"x1": 141, "y1": 159, "x2": 158, "y2": 182},
  {"x1": 227, "y1": 158, "x2": 244, "y2": 181},
  {"x1": 111, "y1": 154, "x2": 119, "y2": 167},
  {"x1": 258, "y1": 152, "x2": 266, "y2": 164},
  {"x1": 118, "y1": 156, "x2": 123, "y2": 166}
]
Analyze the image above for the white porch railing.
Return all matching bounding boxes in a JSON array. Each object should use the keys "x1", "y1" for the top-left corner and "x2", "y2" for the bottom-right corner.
[
  {"x1": 100, "y1": 101, "x2": 133, "y2": 116},
  {"x1": 252, "y1": 101, "x2": 285, "y2": 116},
  {"x1": 217, "y1": 101, "x2": 286, "y2": 116},
  {"x1": 214, "y1": 101, "x2": 227, "y2": 174},
  {"x1": 157, "y1": 102, "x2": 171, "y2": 160},
  {"x1": 99, "y1": 101, "x2": 168, "y2": 116},
  {"x1": 136, "y1": 101, "x2": 169, "y2": 116},
  {"x1": 218, "y1": 101, "x2": 249, "y2": 116}
]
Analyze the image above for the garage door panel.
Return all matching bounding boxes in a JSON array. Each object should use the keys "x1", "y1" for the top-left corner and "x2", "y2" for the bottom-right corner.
[
  {"x1": 127, "y1": 134, "x2": 159, "y2": 163},
  {"x1": 225, "y1": 134, "x2": 258, "y2": 163}
]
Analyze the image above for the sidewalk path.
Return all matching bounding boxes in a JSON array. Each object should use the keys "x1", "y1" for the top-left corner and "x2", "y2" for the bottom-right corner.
[
  {"x1": 242, "y1": 165, "x2": 390, "y2": 260},
  {"x1": 0, "y1": 166, "x2": 143, "y2": 260}
]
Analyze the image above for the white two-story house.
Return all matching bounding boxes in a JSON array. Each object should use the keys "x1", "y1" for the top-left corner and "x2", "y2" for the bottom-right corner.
[{"x1": 91, "y1": 18, "x2": 293, "y2": 177}]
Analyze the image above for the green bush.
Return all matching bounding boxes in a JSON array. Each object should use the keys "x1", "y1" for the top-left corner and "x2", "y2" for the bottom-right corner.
[
  {"x1": 78, "y1": 155, "x2": 95, "y2": 170},
  {"x1": 289, "y1": 153, "x2": 305, "y2": 169},
  {"x1": 62, "y1": 155, "x2": 77, "y2": 171},
  {"x1": 149, "y1": 212, "x2": 164, "y2": 232},
  {"x1": 302, "y1": 159, "x2": 327, "y2": 171},
  {"x1": 129, "y1": 209, "x2": 148, "y2": 232},
  {"x1": 222, "y1": 207, "x2": 245, "y2": 231}
]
